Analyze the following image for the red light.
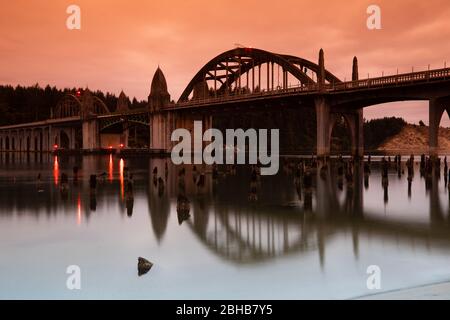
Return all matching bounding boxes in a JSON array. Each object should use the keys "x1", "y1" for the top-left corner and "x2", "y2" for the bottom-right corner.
[
  {"x1": 109, "y1": 146, "x2": 113, "y2": 149},
  {"x1": 76, "y1": 90, "x2": 81, "y2": 97},
  {"x1": 53, "y1": 144, "x2": 58, "y2": 149},
  {"x1": 119, "y1": 144, "x2": 124, "y2": 148}
]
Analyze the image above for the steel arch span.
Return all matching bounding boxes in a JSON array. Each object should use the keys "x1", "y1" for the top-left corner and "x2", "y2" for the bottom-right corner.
[
  {"x1": 53, "y1": 94, "x2": 82, "y2": 119},
  {"x1": 178, "y1": 47, "x2": 342, "y2": 102},
  {"x1": 52, "y1": 93, "x2": 111, "y2": 119}
]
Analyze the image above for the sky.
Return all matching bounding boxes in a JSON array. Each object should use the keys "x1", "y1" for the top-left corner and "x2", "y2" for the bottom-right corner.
[{"x1": 1, "y1": 0, "x2": 450, "y2": 125}]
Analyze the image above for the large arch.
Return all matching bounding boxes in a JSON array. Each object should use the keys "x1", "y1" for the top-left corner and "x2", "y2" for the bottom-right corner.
[{"x1": 178, "y1": 48, "x2": 342, "y2": 102}]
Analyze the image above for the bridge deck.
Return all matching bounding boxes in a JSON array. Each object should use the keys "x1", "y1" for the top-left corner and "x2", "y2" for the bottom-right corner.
[{"x1": 1, "y1": 67, "x2": 449, "y2": 130}]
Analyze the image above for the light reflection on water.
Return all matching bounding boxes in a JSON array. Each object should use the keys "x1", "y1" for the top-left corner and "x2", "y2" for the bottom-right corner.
[{"x1": 0, "y1": 153, "x2": 450, "y2": 299}]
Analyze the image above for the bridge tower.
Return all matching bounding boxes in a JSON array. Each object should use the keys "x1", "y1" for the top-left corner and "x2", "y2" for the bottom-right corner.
[
  {"x1": 350, "y1": 56, "x2": 364, "y2": 158},
  {"x1": 81, "y1": 89, "x2": 100, "y2": 151},
  {"x1": 315, "y1": 52, "x2": 364, "y2": 158},
  {"x1": 117, "y1": 91, "x2": 130, "y2": 148},
  {"x1": 315, "y1": 49, "x2": 331, "y2": 157},
  {"x1": 352, "y1": 56, "x2": 359, "y2": 81},
  {"x1": 148, "y1": 67, "x2": 172, "y2": 152}
]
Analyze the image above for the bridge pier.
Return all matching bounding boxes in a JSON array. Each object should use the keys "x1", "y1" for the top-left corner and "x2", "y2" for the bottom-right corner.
[
  {"x1": 148, "y1": 67, "x2": 172, "y2": 153},
  {"x1": 150, "y1": 112, "x2": 170, "y2": 152},
  {"x1": 429, "y1": 98, "x2": 447, "y2": 156},
  {"x1": 315, "y1": 97, "x2": 331, "y2": 158},
  {"x1": 82, "y1": 118, "x2": 100, "y2": 151},
  {"x1": 346, "y1": 109, "x2": 364, "y2": 158}
]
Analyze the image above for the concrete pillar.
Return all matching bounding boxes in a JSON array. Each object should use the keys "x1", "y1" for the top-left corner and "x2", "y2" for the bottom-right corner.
[
  {"x1": 429, "y1": 98, "x2": 445, "y2": 156},
  {"x1": 347, "y1": 109, "x2": 364, "y2": 158},
  {"x1": 48, "y1": 126, "x2": 52, "y2": 151},
  {"x1": 202, "y1": 114, "x2": 213, "y2": 149},
  {"x1": 165, "y1": 111, "x2": 176, "y2": 151},
  {"x1": 150, "y1": 112, "x2": 169, "y2": 152},
  {"x1": 122, "y1": 126, "x2": 129, "y2": 148},
  {"x1": 82, "y1": 118, "x2": 99, "y2": 151},
  {"x1": 315, "y1": 97, "x2": 331, "y2": 158},
  {"x1": 70, "y1": 127, "x2": 76, "y2": 150}
]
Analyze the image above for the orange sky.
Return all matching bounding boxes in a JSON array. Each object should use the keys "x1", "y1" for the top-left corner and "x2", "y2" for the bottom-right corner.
[{"x1": 1, "y1": 0, "x2": 450, "y2": 124}]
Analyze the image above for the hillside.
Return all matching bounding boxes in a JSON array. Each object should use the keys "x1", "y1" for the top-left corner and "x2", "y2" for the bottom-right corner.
[{"x1": 377, "y1": 124, "x2": 450, "y2": 153}]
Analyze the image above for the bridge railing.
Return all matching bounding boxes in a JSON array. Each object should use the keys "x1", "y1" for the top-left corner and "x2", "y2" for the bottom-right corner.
[
  {"x1": 329, "y1": 67, "x2": 450, "y2": 91},
  {"x1": 173, "y1": 67, "x2": 450, "y2": 107},
  {"x1": 175, "y1": 83, "x2": 317, "y2": 107}
]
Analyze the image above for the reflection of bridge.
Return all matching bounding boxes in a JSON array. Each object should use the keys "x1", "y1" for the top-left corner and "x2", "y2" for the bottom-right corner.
[
  {"x1": 2, "y1": 48, "x2": 450, "y2": 156},
  {"x1": 1, "y1": 154, "x2": 449, "y2": 265},
  {"x1": 183, "y1": 165, "x2": 450, "y2": 265},
  {"x1": 144, "y1": 159, "x2": 450, "y2": 265}
]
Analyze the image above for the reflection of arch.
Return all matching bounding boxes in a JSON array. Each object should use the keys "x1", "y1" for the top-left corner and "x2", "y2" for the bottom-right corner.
[
  {"x1": 179, "y1": 48, "x2": 342, "y2": 102},
  {"x1": 5, "y1": 136, "x2": 10, "y2": 150},
  {"x1": 186, "y1": 204, "x2": 318, "y2": 264}
]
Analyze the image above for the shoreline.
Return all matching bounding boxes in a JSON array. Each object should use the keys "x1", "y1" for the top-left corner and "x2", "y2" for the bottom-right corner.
[{"x1": 353, "y1": 279, "x2": 450, "y2": 300}]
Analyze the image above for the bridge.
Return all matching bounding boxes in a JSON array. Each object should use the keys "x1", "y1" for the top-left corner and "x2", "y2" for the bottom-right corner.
[{"x1": 1, "y1": 47, "x2": 450, "y2": 157}]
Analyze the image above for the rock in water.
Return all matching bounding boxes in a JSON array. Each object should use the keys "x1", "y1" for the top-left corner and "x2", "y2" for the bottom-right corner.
[{"x1": 138, "y1": 257, "x2": 153, "y2": 276}]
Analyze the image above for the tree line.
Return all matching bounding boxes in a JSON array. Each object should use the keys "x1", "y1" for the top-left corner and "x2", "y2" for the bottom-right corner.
[{"x1": 0, "y1": 84, "x2": 147, "y2": 126}]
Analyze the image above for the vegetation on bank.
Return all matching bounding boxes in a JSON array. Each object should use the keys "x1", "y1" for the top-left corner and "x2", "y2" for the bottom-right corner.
[
  {"x1": 363, "y1": 117, "x2": 407, "y2": 150},
  {"x1": 0, "y1": 84, "x2": 146, "y2": 126}
]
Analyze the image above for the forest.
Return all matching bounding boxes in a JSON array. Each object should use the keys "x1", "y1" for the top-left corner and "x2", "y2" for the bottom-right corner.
[{"x1": 0, "y1": 84, "x2": 147, "y2": 126}]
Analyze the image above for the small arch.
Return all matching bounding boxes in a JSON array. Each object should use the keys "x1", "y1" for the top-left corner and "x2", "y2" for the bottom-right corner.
[
  {"x1": 60, "y1": 130, "x2": 70, "y2": 149},
  {"x1": 329, "y1": 114, "x2": 354, "y2": 154}
]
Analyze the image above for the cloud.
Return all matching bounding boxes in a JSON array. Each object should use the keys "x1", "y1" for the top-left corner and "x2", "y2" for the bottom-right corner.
[{"x1": 0, "y1": 0, "x2": 449, "y2": 124}]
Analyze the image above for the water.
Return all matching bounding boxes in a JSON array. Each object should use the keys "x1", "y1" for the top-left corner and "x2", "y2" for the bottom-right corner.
[{"x1": 1, "y1": 153, "x2": 450, "y2": 299}]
